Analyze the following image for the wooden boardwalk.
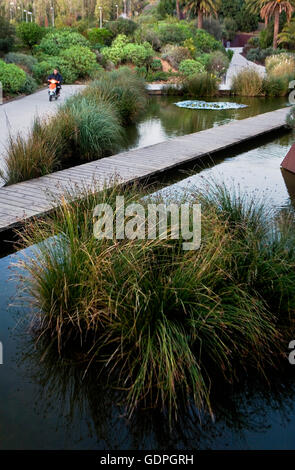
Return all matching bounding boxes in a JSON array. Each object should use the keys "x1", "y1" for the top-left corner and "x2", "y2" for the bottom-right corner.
[{"x1": 0, "y1": 106, "x2": 290, "y2": 233}]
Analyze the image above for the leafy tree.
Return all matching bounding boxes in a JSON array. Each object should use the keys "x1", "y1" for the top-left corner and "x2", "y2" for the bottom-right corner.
[
  {"x1": 16, "y1": 22, "x2": 45, "y2": 50},
  {"x1": 0, "y1": 16, "x2": 15, "y2": 55}
]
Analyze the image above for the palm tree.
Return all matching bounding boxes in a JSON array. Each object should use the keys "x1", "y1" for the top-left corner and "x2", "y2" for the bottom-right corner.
[
  {"x1": 246, "y1": 0, "x2": 295, "y2": 48},
  {"x1": 184, "y1": 0, "x2": 220, "y2": 29}
]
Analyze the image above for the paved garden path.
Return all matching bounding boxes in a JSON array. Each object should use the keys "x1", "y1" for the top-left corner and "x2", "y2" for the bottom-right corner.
[
  {"x1": 0, "y1": 85, "x2": 85, "y2": 175},
  {"x1": 219, "y1": 47, "x2": 266, "y2": 91}
]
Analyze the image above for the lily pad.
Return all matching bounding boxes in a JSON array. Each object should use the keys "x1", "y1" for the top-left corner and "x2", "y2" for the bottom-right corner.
[{"x1": 175, "y1": 100, "x2": 248, "y2": 110}]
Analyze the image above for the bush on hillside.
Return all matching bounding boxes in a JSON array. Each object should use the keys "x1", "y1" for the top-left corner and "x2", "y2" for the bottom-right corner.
[
  {"x1": 161, "y1": 45, "x2": 191, "y2": 69},
  {"x1": 194, "y1": 29, "x2": 224, "y2": 53},
  {"x1": 4, "y1": 52, "x2": 38, "y2": 73},
  {"x1": 0, "y1": 60, "x2": 26, "y2": 94},
  {"x1": 38, "y1": 30, "x2": 89, "y2": 56},
  {"x1": 179, "y1": 59, "x2": 205, "y2": 77},
  {"x1": 203, "y1": 17, "x2": 222, "y2": 41},
  {"x1": 16, "y1": 22, "x2": 45, "y2": 49},
  {"x1": 106, "y1": 18, "x2": 138, "y2": 36},
  {"x1": 205, "y1": 51, "x2": 230, "y2": 77},
  {"x1": 60, "y1": 46, "x2": 97, "y2": 77},
  {"x1": 157, "y1": 22, "x2": 191, "y2": 44},
  {"x1": 19, "y1": 73, "x2": 38, "y2": 95},
  {"x1": 87, "y1": 28, "x2": 113, "y2": 46}
]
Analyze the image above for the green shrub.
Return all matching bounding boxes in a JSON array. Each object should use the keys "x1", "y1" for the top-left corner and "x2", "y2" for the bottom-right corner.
[
  {"x1": 106, "y1": 18, "x2": 138, "y2": 36},
  {"x1": 246, "y1": 47, "x2": 287, "y2": 64},
  {"x1": 203, "y1": 17, "x2": 222, "y2": 41},
  {"x1": 0, "y1": 17, "x2": 15, "y2": 53},
  {"x1": 179, "y1": 59, "x2": 205, "y2": 77},
  {"x1": 263, "y1": 75, "x2": 289, "y2": 97},
  {"x1": 157, "y1": 22, "x2": 191, "y2": 44},
  {"x1": 38, "y1": 30, "x2": 89, "y2": 56},
  {"x1": 16, "y1": 22, "x2": 45, "y2": 49},
  {"x1": 150, "y1": 58, "x2": 162, "y2": 71},
  {"x1": 248, "y1": 36, "x2": 260, "y2": 48},
  {"x1": 60, "y1": 46, "x2": 97, "y2": 77},
  {"x1": 134, "y1": 27, "x2": 162, "y2": 51},
  {"x1": 0, "y1": 60, "x2": 26, "y2": 94},
  {"x1": 161, "y1": 45, "x2": 191, "y2": 69},
  {"x1": 101, "y1": 34, "x2": 129, "y2": 64},
  {"x1": 222, "y1": 17, "x2": 238, "y2": 41},
  {"x1": 122, "y1": 42, "x2": 154, "y2": 67},
  {"x1": 259, "y1": 27, "x2": 273, "y2": 49},
  {"x1": 102, "y1": 36, "x2": 154, "y2": 67},
  {"x1": 183, "y1": 72, "x2": 218, "y2": 96},
  {"x1": 232, "y1": 68, "x2": 263, "y2": 96},
  {"x1": 146, "y1": 70, "x2": 170, "y2": 81},
  {"x1": 19, "y1": 73, "x2": 38, "y2": 95},
  {"x1": 194, "y1": 29, "x2": 224, "y2": 53},
  {"x1": 4, "y1": 52, "x2": 38, "y2": 73},
  {"x1": 87, "y1": 27, "x2": 113, "y2": 46},
  {"x1": 205, "y1": 51, "x2": 230, "y2": 78}
]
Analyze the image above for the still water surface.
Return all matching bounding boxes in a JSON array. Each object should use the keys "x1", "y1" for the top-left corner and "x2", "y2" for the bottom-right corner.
[{"x1": 1, "y1": 96, "x2": 295, "y2": 449}]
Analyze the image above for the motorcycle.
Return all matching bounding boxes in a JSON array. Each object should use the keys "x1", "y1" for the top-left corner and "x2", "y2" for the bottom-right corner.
[{"x1": 48, "y1": 79, "x2": 60, "y2": 102}]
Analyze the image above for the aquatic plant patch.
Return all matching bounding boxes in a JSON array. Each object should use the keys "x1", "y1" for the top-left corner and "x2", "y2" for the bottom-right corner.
[{"x1": 175, "y1": 100, "x2": 248, "y2": 110}]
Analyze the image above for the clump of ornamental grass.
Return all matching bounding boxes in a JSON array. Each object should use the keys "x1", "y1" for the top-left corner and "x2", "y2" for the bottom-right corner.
[
  {"x1": 1, "y1": 118, "x2": 61, "y2": 185},
  {"x1": 83, "y1": 67, "x2": 147, "y2": 124},
  {"x1": 231, "y1": 68, "x2": 263, "y2": 97},
  {"x1": 61, "y1": 96, "x2": 124, "y2": 161},
  {"x1": 183, "y1": 72, "x2": 218, "y2": 97},
  {"x1": 13, "y1": 181, "x2": 295, "y2": 418}
]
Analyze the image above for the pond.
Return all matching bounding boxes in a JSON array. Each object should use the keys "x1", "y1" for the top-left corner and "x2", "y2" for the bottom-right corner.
[
  {"x1": 1, "y1": 96, "x2": 295, "y2": 450},
  {"x1": 124, "y1": 95, "x2": 289, "y2": 150}
]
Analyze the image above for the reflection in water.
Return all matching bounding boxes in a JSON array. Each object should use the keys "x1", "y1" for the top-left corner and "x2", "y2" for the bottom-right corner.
[
  {"x1": 123, "y1": 96, "x2": 288, "y2": 150},
  {"x1": 157, "y1": 130, "x2": 295, "y2": 211},
  {"x1": 14, "y1": 326, "x2": 295, "y2": 450}
]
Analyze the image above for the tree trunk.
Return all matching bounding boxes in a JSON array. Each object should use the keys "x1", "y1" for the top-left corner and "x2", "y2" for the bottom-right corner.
[
  {"x1": 264, "y1": 16, "x2": 268, "y2": 28},
  {"x1": 273, "y1": 7, "x2": 280, "y2": 49},
  {"x1": 176, "y1": 0, "x2": 180, "y2": 19},
  {"x1": 198, "y1": 9, "x2": 203, "y2": 29}
]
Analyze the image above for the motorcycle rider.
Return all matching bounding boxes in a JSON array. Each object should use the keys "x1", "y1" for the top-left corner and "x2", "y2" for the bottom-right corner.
[{"x1": 47, "y1": 68, "x2": 63, "y2": 97}]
